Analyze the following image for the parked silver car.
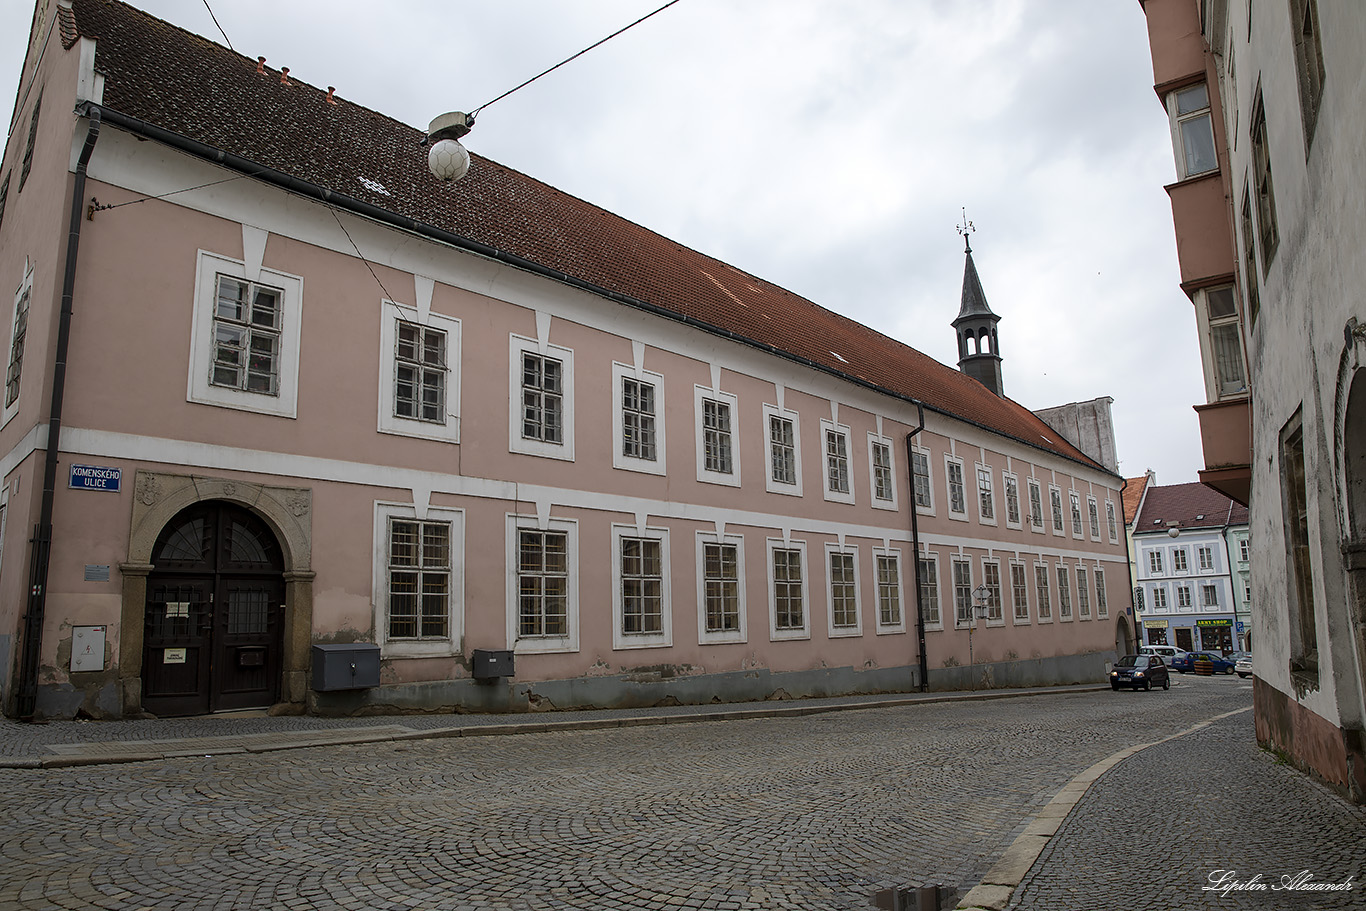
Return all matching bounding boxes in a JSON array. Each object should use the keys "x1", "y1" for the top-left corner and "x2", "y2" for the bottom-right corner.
[{"x1": 1234, "y1": 652, "x2": 1253, "y2": 678}]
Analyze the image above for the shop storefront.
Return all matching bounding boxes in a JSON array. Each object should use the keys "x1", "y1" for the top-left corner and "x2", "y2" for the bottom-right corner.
[
  {"x1": 1197, "y1": 618, "x2": 1234, "y2": 653},
  {"x1": 1143, "y1": 618, "x2": 1169, "y2": 646}
]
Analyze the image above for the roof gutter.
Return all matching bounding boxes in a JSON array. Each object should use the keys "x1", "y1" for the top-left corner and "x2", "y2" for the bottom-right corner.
[
  {"x1": 81, "y1": 103, "x2": 1114, "y2": 479},
  {"x1": 17, "y1": 106, "x2": 100, "y2": 720}
]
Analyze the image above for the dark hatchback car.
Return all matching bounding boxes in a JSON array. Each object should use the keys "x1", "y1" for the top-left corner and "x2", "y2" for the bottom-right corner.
[
  {"x1": 1110, "y1": 654, "x2": 1170, "y2": 691},
  {"x1": 1170, "y1": 651, "x2": 1237, "y2": 674}
]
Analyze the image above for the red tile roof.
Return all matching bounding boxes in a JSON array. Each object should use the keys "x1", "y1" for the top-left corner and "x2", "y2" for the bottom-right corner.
[
  {"x1": 70, "y1": 0, "x2": 1104, "y2": 471},
  {"x1": 1133, "y1": 482, "x2": 1248, "y2": 533},
  {"x1": 1121, "y1": 474, "x2": 1150, "y2": 526}
]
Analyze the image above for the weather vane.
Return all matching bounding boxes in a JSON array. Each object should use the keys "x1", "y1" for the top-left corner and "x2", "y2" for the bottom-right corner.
[{"x1": 957, "y1": 207, "x2": 976, "y2": 252}]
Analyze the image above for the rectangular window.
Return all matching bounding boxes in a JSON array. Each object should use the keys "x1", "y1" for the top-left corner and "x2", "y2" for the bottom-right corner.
[
  {"x1": 1177, "y1": 586, "x2": 1192, "y2": 609},
  {"x1": 1004, "y1": 475, "x2": 1021, "y2": 526},
  {"x1": 18, "y1": 93, "x2": 39, "y2": 192},
  {"x1": 953, "y1": 557, "x2": 973, "y2": 626},
  {"x1": 1087, "y1": 497, "x2": 1100, "y2": 539},
  {"x1": 871, "y1": 441, "x2": 894, "y2": 503},
  {"x1": 829, "y1": 551, "x2": 858, "y2": 631},
  {"x1": 982, "y1": 561, "x2": 1003, "y2": 622},
  {"x1": 703, "y1": 542, "x2": 740, "y2": 634},
  {"x1": 1106, "y1": 501, "x2": 1119, "y2": 542},
  {"x1": 1198, "y1": 546, "x2": 1214, "y2": 571},
  {"x1": 1028, "y1": 480, "x2": 1044, "y2": 530},
  {"x1": 947, "y1": 460, "x2": 967, "y2": 517},
  {"x1": 1202, "y1": 584, "x2": 1219, "y2": 608},
  {"x1": 912, "y1": 450, "x2": 932, "y2": 508},
  {"x1": 977, "y1": 467, "x2": 995, "y2": 521},
  {"x1": 5, "y1": 286, "x2": 29, "y2": 408},
  {"x1": 1069, "y1": 491, "x2": 1083, "y2": 538},
  {"x1": 1241, "y1": 188, "x2": 1261, "y2": 324},
  {"x1": 519, "y1": 530, "x2": 569, "y2": 637},
  {"x1": 1290, "y1": 0, "x2": 1326, "y2": 142},
  {"x1": 1050, "y1": 487, "x2": 1065, "y2": 533},
  {"x1": 1205, "y1": 287, "x2": 1248, "y2": 398},
  {"x1": 918, "y1": 556, "x2": 940, "y2": 627},
  {"x1": 1150, "y1": 551, "x2": 1164, "y2": 574},
  {"x1": 1056, "y1": 565, "x2": 1072, "y2": 619},
  {"x1": 876, "y1": 553, "x2": 901, "y2": 628},
  {"x1": 387, "y1": 519, "x2": 451, "y2": 639},
  {"x1": 1153, "y1": 587, "x2": 1168, "y2": 610},
  {"x1": 620, "y1": 378, "x2": 658, "y2": 461},
  {"x1": 703, "y1": 398, "x2": 734, "y2": 474},
  {"x1": 1239, "y1": 538, "x2": 1250, "y2": 563},
  {"x1": 773, "y1": 546, "x2": 805, "y2": 633},
  {"x1": 1167, "y1": 82, "x2": 1218, "y2": 178},
  {"x1": 769, "y1": 415, "x2": 796, "y2": 485},
  {"x1": 1011, "y1": 563, "x2": 1028, "y2": 621},
  {"x1": 1076, "y1": 567, "x2": 1090, "y2": 619},
  {"x1": 1173, "y1": 549, "x2": 1188, "y2": 572},
  {"x1": 0, "y1": 172, "x2": 9, "y2": 233},
  {"x1": 522, "y1": 353, "x2": 564, "y2": 443},
  {"x1": 1250, "y1": 90, "x2": 1279, "y2": 267},
  {"x1": 395, "y1": 321, "x2": 447, "y2": 423},
  {"x1": 1034, "y1": 564, "x2": 1052, "y2": 620},
  {"x1": 212, "y1": 275, "x2": 282, "y2": 395},
  {"x1": 825, "y1": 427, "x2": 851, "y2": 496},
  {"x1": 1095, "y1": 568, "x2": 1108, "y2": 618},
  {"x1": 619, "y1": 537, "x2": 663, "y2": 635}
]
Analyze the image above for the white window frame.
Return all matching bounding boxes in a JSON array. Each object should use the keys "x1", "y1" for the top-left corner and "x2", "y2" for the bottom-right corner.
[
  {"x1": 612, "y1": 362, "x2": 667, "y2": 475},
  {"x1": 975, "y1": 464, "x2": 997, "y2": 525},
  {"x1": 946, "y1": 456, "x2": 969, "y2": 521},
  {"x1": 1087, "y1": 496, "x2": 1101, "y2": 541},
  {"x1": 1198, "y1": 545, "x2": 1214, "y2": 572},
  {"x1": 378, "y1": 300, "x2": 461, "y2": 443},
  {"x1": 695, "y1": 385, "x2": 740, "y2": 487},
  {"x1": 189, "y1": 250, "x2": 303, "y2": 419},
  {"x1": 509, "y1": 335, "x2": 575, "y2": 461},
  {"x1": 873, "y1": 547, "x2": 906, "y2": 635},
  {"x1": 762, "y1": 404, "x2": 802, "y2": 496},
  {"x1": 918, "y1": 553, "x2": 942, "y2": 630},
  {"x1": 767, "y1": 538, "x2": 810, "y2": 641},
  {"x1": 1202, "y1": 584, "x2": 1219, "y2": 608},
  {"x1": 911, "y1": 446, "x2": 935, "y2": 514},
  {"x1": 1166, "y1": 82, "x2": 1219, "y2": 179},
  {"x1": 952, "y1": 556, "x2": 973, "y2": 627},
  {"x1": 1028, "y1": 478, "x2": 1045, "y2": 532},
  {"x1": 1173, "y1": 549, "x2": 1189, "y2": 573},
  {"x1": 1106, "y1": 500, "x2": 1119, "y2": 543},
  {"x1": 696, "y1": 531, "x2": 747, "y2": 645},
  {"x1": 825, "y1": 543, "x2": 863, "y2": 638},
  {"x1": 506, "y1": 514, "x2": 579, "y2": 654},
  {"x1": 1076, "y1": 566, "x2": 1091, "y2": 619},
  {"x1": 1095, "y1": 567, "x2": 1109, "y2": 619},
  {"x1": 1152, "y1": 587, "x2": 1169, "y2": 611},
  {"x1": 867, "y1": 433, "x2": 898, "y2": 511},
  {"x1": 373, "y1": 501, "x2": 465, "y2": 658},
  {"x1": 1049, "y1": 485, "x2": 1065, "y2": 536},
  {"x1": 1034, "y1": 562, "x2": 1053, "y2": 622},
  {"x1": 611, "y1": 524, "x2": 672, "y2": 650},
  {"x1": 2, "y1": 266, "x2": 33, "y2": 429},
  {"x1": 1003, "y1": 472, "x2": 1022, "y2": 529},
  {"x1": 1177, "y1": 585, "x2": 1192, "y2": 610},
  {"x1": 1239, "y1": 538, "x2": 1250, "y2": 563},
  {"x1": 1069, "y1": 490, "x2": 1084, "y2": 540},
  {"x1": 1010, "y1": 561, "x2": 1029, "y2": 624},
  {"x1": 981, "y1": 559, "x2": 1004, "y2": 626},
  {"x1": 1149, "y1": 550, "x2": 1164, "y2": 574},
  {"x1": 821, "y1": 419, "x2": 855, "y2": 505},
  {"x1": 1056, "y1": 563, "x2": 1073, "y2": 620}
]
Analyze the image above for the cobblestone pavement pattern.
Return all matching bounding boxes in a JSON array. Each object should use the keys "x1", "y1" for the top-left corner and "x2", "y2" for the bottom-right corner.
[
  {"x1": 0, "y1": 680, "x2": 1270, "y2": 910},
  {"x1": 1008, "y1": 704, "x2": 1366, "y2": 911}
]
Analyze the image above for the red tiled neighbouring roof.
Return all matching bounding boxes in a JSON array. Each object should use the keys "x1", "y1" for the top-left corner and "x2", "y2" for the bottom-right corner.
[
  {"x1": 69, "y1": 0, "x2": 1105, "y2": 471},
  {"x1": 1121, "y1": 475, "x2": 1149, "y2": 525},
  {"x1": 1133, "y1": 482, "x2": 1248, "y2": 533}
]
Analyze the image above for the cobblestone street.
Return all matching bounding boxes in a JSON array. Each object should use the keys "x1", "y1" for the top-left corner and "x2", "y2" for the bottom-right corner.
[{"x1": 0, "y1": 678, "x2": 1354, "y2": 910}]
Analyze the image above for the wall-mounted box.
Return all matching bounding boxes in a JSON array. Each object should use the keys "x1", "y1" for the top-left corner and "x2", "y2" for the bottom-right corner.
[
  {"x1": 71, "y1": 626, "x2": 106, "y2": 673},
  {"x1": 311, "y1": 643, "x2": 381, "y2": 691},
  {"x1": 471, "y1": 649, "x2": 514, "y2": 680}
]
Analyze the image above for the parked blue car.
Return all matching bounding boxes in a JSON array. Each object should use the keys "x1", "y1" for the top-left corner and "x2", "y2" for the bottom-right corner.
[{"x1": 1170, "y1": 651, "x2": 1236, "y2": 674}]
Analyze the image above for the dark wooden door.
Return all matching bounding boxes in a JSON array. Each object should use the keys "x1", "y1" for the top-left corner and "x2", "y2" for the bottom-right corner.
[{"x1": 143, "y1": 502, "x2": 285, "y2": 716}]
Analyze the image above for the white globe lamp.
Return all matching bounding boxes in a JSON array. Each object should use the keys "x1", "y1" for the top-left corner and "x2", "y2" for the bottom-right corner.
[{"x1": 425, "y1": 111, "x2": 475, "y2": 182}]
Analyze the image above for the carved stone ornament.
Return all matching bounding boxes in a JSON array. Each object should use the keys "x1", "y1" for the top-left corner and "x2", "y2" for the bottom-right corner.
[
  {"x1": 286, "y1": 491, "x2": 310, "y2": 517},
  {"x1": 222, "y1": 482, "x2": 238, "y2": 498},
  {"x1": 137, "y1": 474, "x2": 159, "y2": 506}
]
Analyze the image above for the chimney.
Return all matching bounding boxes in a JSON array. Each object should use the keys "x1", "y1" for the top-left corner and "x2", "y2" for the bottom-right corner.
[
  {"x1": 326, "y1": 86, "x2": 337, "y2": 105},
  {"x1": 256, "y1": 56, "x2": 266, "y2": 74},
  {"x1": 280, "y1": 67, "x2": 291, "y2": 85}
]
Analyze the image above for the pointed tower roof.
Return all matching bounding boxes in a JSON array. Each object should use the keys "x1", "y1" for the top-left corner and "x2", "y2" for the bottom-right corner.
[{"x1": 955, "y1": 237, "x2": 997, "y2": 322}]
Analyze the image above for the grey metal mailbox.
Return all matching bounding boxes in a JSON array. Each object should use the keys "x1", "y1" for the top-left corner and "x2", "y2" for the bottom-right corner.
[
  {"x1": 471, "y1": 648, "x2": 514, "y2": 680},
  {"x1": 311, "y1": 643, "x2": 381, "y2": 691}
]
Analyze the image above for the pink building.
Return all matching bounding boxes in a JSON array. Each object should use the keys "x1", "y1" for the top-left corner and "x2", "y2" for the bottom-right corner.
[{"x1": 0, "y1": 0, "x2": 1130, "y2": 719}]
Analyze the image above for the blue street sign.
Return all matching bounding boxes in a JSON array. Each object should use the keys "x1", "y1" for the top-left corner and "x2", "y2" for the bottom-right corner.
[
  {"x1": 69, "y1": 464, "x2": 121, "y2": 492},
  {"x1": 1236, "y1": 621, "x2": 1245, "y2": 632}
]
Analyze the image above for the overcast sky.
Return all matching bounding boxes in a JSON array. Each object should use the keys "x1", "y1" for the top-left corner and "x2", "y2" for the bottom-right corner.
[{"x1": 2, "y1": 0, "x2": 1205, "y2": 486}]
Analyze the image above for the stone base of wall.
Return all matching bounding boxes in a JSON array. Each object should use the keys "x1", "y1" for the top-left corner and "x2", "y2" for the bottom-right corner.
[
  {"x1": 311, "y1": 652, "x2": 1115, "y2": 716},
  {"x1": 1254, "y1": 676, "x2": 1366, "y2": 804}
]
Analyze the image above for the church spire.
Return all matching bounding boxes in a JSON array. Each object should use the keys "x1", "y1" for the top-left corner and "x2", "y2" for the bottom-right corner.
[{"x1": 951, "y1": 211, "x2": 1004, "y2": 397}]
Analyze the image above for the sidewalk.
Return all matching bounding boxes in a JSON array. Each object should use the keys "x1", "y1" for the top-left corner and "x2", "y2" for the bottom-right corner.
[{"x1": 0, "y1": 683, "x2": 1105, "y2": 769}]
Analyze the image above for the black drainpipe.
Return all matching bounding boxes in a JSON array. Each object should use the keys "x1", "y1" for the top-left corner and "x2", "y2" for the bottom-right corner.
[
  {"x1": 16, "y1": 108, "x2": 101, "y2": 720},
  {"x1": 904, "y1": 403, "x2": 927, "y2": 692}
]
